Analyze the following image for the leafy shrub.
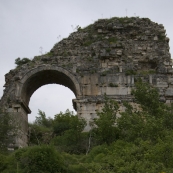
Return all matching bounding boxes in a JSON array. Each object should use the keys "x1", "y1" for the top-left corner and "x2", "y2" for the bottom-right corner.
[
  {"x1": 15, "y1": 145, "x2": 65, "y2": 173},
  {"x1": 15, "y1": 57, "x2": 31, "y2": 66}
]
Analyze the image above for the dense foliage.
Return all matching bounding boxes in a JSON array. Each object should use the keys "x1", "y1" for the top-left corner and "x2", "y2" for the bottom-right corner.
[{"x1": 1, "y1": 81, "x2": 173, "y2": 172}]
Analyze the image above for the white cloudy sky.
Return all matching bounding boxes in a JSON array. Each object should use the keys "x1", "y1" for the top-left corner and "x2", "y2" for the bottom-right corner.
[{"x1": 0, "y1": 0, "x2": 173, "y2": 122}]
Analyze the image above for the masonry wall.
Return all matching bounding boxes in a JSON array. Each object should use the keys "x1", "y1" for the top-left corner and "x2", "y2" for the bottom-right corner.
[{"x1": 0, "y1": 17, "x2": 172, "y2": 146}]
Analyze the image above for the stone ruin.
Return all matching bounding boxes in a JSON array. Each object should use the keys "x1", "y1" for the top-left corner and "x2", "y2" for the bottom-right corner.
[{"x1": 0, "y1": 17, "x2": 172, "y2": 147}]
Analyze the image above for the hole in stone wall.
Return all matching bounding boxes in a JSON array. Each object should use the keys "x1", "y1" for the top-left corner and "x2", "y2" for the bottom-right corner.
[
  {"x1": 138, "y1": 62, "x2": 157, "y2": 70},
  {"x1": 28, "y1": 84, "x2": 76, "y2": 123}
]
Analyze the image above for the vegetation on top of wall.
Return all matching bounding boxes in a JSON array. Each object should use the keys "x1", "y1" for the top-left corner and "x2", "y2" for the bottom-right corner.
[
  {"x1": 15, "y1": 57, "x2": 31, "y2": 67},
  {"x1": 158, "y1": 33, "x2": 166, "y2": 42},
  {"x1": 44, "y1": 51, "x2": 54, "y2": 57}
]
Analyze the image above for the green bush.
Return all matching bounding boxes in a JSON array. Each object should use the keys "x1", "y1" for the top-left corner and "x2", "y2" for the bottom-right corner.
[
  {"x1": 15, "y1": 57, "x2": 31, "y2": 66},
  {"x1": 15, "y1": 145, "x2": 65, "y2": 173}
]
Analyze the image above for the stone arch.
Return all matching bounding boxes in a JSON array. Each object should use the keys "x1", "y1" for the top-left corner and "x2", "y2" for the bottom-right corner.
[
  {"x1": 1, "y1": 17, "x2": 173, "y2": 148},
  {"x1": 16, "y1": 65, "x2": 81, "y2": 109}
]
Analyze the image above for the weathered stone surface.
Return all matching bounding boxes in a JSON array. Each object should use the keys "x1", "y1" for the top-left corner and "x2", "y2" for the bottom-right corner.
[
  {"x1": 165, "y1": 88, "x2": 173, "y2": 96},
  {"x1": 0, "y1": 16, "x2": 172, "y2": 147}
]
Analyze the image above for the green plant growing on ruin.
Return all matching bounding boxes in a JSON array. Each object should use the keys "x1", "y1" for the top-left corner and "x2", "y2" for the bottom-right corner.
[
  {"x1": 149, "y1": 70, "x2": 156, "y2": 74},
  {"x1": 106, "y1": 48, "x2": 111, "y2": 53},
  {"x1": 139, "y1": 70, "x2": 156, "y2": 76},
  {"x1": 33, "y1": 56, "x2": 41, "y2": 61},
  {"x1": 118, "y1": 17, "x2": 132, "y2": 24},
  {"x1": 28, "y1": 61, "x2": 35, "y2": 68},
  {"x1": 158, "y1": 34, "x2": 166, "y2": 42},
  {"x1": 45, "y1": 51, "x2": 54, "y2": 57},
  {"x1": 15, "y1": 57, "x2": 31, "y2": 67},
  {"x1": 125, "y1": 70, "x2": 137, "y2": 76},
  {"x1": 90, "y1": 69, "x2": 96, "y2": 74},
  {"x1": 100, "y1": 69, "x2": 112, "y2": 76},
  {"x1": 100, "y1": 72, "x2": 107, "y2": 76},
  {"x1": 81, "y1": 23, "x2": 93, "y2": 32}
]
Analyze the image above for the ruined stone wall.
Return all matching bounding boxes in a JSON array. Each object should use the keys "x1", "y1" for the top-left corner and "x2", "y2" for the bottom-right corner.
[{"x1": 0, "y1": 17, "x2": 172, "y2": 147}]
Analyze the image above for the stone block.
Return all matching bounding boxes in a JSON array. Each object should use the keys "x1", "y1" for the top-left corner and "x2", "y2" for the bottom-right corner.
[
  {"x1": 82, "y1": 83, "x2": 100, "y2": 96},
  {"x1": 90, "y1": 75, "x2": 99, "y2": 84},
  {"x1": 83, "y1": 85, "x2": 91, "y2": 95},
  {"x1": 154, "y1": 36, "x2": 158, "y2": 41},
  {"x1": 141, "y1": 52, "x2": 146, "y2": 55},
  {"x1": 110, "y1": 50, "x2": 116, "y2": 55},
  {"x1": 117, "y1": 50, "x2": 122, "y2": 55},
  {"x1": 167, "y1": 68, "x2": 173, "y2": 74},
  {"x1": 156, "y1": 82, "x2": 168, "y2": 88},
  {"x1": 110, "y1": 43, "x2": 116, "y2": 48},
  {"x1": 164, "y1": 61, "x2": 169, "y2": 66},
  {"x1": 168, "y1": 77, "x2": 173, "y2": 84},
  {"x1": 108, "y1": 62, "x2": 118, "y2": 66},
  {"x1": 165, "y1": 88, "x2": 173, "y2": 96},
  {"x1": 102, "y1": 62, "x2": 107, "y2": 68},
  {"x1": 80, "y1": 103, "x2": 96, "y2": 112},
  {"x1": 81, "y1": 75, "x2": 90, "y2": 85},
  {"x1": 166, "y1": 100, "x2": 171, "y2": 104},
  {"x1": 102, "y1": 86, "x2": 131, "y2": 95},
  {"x1": 98, "y1": 29, "x2": 102, "y2": 33}
]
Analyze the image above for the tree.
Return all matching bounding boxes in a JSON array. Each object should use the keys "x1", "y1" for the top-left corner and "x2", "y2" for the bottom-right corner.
[
  {"x1": 15, "y1": 57, "x2": 31, "y2": 66},
  {"x1": 52, "y1": 110, "x2": 87, "y2": 153},
  {"x1": 28, "y1": 110, "x2": 53, "y2": 145},
  {"x1": 34, "y1": 109, "x2": 53, "y2": 128},
  {"x1": 93, "y1": 96, "x2": 119, "y2": 145},
  {"x1": 132, "y1": 80, "x2": 166, "y2": 117},
  {"x1": 4, "y1": 145, "x2": 66, "y2": 173},
  {"x1": 53, "y1": 109, "x2": 75, "y2": 136},
  {"x1": 117, "y1": 80, "x2": 173, "y2": 143}
]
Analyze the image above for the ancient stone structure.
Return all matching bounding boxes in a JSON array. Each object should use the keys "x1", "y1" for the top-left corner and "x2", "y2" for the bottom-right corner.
[{"x1": 0, "y1": 17, "x2": 172, "y2": 147}]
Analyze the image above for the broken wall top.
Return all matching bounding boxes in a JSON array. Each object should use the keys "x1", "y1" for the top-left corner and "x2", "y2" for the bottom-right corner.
[
  {"x1": 4, "y1": 17, "x2": 171, "y2": 85},
  {"x1": 1, "y1": 17, "x2": 172, "y2": 107}
]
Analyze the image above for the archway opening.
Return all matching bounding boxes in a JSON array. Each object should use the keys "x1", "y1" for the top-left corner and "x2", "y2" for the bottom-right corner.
[
  {"x1": 21, "y1": 69, "x2": 79, "y2": 106},
  {"x1": 19, "y1": 68, "x2": 81, "y2": 123},
  {"x1": 29, "y1": 84, "x2": 76, "y2": 123}
]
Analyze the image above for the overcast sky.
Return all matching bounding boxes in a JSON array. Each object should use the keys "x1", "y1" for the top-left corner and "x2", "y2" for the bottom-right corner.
[{"x1": 0, "y1": 0, "x2": 173, "y2": 122}]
